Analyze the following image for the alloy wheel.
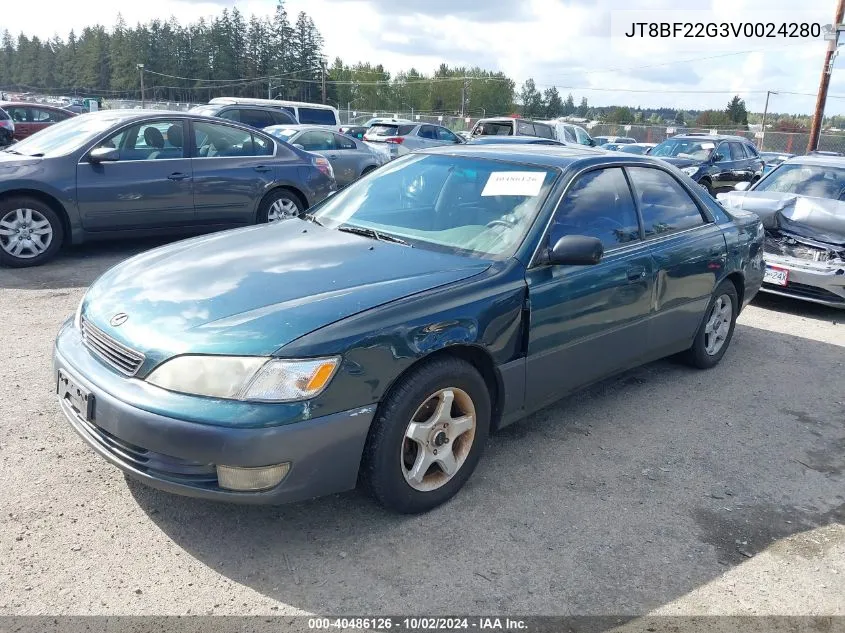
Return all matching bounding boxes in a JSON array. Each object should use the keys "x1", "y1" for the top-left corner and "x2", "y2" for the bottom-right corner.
[
  {"x1": 401, "y1": 388, "x2": 477, "y2": 492},
  {"x1": 704, "y1": 294, "x2": 733, "y2": 356},
  {"x1": 267, "y1": 198, "x2": 299, "y2": 222}
]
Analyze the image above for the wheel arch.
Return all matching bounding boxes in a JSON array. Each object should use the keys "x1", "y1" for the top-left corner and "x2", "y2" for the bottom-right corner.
[
  {"x1": 0, "y1": 188, "x2": 71, "y2": 246},
  {"x1": 723, "y1": 270, "x2": 745, "y2": 308},
  {"x1": 255, "y1": 185, "x2": 308, "y2": 222}
]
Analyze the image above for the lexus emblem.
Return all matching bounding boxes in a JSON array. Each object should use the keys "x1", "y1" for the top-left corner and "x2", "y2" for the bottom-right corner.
[{"x1": 110, "y1": 313, "x2": 129, "y2": 327}]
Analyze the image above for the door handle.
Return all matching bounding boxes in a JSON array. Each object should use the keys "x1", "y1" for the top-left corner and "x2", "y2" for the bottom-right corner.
[
  {"x1": 328, "y1": 154, "x2": 339, "y2": 160},
  {"x1": 253, "y1": 165, "x2": 272, "y2": 172},
  {"x1": 626, "y1": 265, "x2": 647, "y2": 281},
  {"x1": 167, "y1": 172, "x2": 190, "y2": 181}
]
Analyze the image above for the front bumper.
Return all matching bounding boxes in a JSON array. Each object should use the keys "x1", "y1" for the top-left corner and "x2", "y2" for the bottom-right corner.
[
  {"x1": 53, "y1": 322, "x2": 376, "y2": 504},
  {"x1": 761, "y1": 253, "x2": 845, "y2": 308}
]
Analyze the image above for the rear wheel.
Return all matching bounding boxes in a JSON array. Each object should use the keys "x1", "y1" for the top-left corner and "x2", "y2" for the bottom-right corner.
[
  {"x1": 682, "y1": 279, "x2": 739, "y2": 369},
  {"x1": 0, "y1": 197, "x2": 63, "y2": 268},
  {"x1": 258, "y1": 189, "x2": 304, "y2": 224},
  {"x1": 361, "y1": 357, "x2": 491, "y2": 514}
]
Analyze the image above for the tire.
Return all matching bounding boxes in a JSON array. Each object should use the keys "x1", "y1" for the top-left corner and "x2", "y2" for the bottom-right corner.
[
  {"x1": 0, "y1": 196, "x2": 64, "y2": 268},
  {"x1": 681, "y1": 279, "x2": 739, "y2": 369},
  {"x1": 361, "y1": 165, "x2": 377, "y2": 177},
  {"x1": 361, "y1": 357, "x2": 492, "y2": 514},
  {"x1": 257, "y1": 189, "x2": 304, "y2": 224}
]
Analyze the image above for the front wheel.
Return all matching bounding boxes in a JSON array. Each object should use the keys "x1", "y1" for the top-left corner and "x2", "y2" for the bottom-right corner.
[
  {"x1": 682, "y1": 280, "x2": 739, "y2": 369},
  {"x1": 361, "y1": 357, "x2": 491, "y2": 514},
  {"x1": 0, "y1": 197, "x2": 64, "y2": 268}
]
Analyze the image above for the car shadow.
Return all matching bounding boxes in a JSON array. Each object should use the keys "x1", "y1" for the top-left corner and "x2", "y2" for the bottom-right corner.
[
  {"x1": 751, "y1": 292, "x2": 844, "y2": 323},
  {"x1": 127, "y1": 323, "x2": 845, "y2": 616}
]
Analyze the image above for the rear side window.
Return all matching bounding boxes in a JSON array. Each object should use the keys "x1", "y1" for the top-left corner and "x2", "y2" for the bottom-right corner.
[
  {"x1": 517, "y1": 120, "x2": 535, "y2": 135},
  {"x1": 474, "y1": 121, "x2": 513, "y2": 136},
  {"x1": 743, "y1": 143, "x2": 758, "y2": 158},
  {"x1": 533, "y1": 123, "x2": 554, "y2": 139},
  {"x1": 270, "y1": 110, "x2": 297, "y2": 125},
  {"x1": 333, "y1": 133, "x2": 356, "y2": 150},
  {"x1": 418, "y1": 125, "x2": 438, "y2": 139},
  {"x1": 627, "y1": 167, "x2": 706, "y2": 237},
  {"x1": 239, "y1": 109, "x2": 273, "y2": 129},
  {"x1": 298, "y1": 107, "x2": 337, "y2": 126},
  {"x1": 551, "y1": 167, "x2": 641, "y2": 249},
  {"x1": 729, "y1": 142, "x2": 746, "y2": 160}
]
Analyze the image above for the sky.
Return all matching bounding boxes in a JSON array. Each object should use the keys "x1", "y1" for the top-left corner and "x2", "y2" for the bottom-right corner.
[{"x1": 5, "y1": 0, "x2": 845, "y2": 115}]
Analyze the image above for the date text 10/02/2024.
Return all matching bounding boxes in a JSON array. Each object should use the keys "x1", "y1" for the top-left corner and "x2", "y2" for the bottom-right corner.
[{"x1": 307, "y1": 617, "x2": 528, "y2": 630}]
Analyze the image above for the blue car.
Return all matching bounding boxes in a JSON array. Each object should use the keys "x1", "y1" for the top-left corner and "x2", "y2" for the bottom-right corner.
[
  {"x1": 0, "y1": 110, "x2": 336, "y2": 267},
  {"x1": 54, "y1": 145, "x2": 764, "y2": 513}
]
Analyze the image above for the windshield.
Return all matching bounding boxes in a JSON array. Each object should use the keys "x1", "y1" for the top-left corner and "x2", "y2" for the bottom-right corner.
[
  {"x1": 264, "y1": 126, "x2": 299, "y2": 141},
  {"x1": 754, "y1": 163, "x2": 845, "y2": 200},
  {"x1": 650, "y1": 138, "x2": 715, "y2": 160},
  {"x1": 3, "y1": 113, "x2": 125, "y2": 157},
  {"x1": 312, "y1": 154, "x2": 558, "y2": 259}
]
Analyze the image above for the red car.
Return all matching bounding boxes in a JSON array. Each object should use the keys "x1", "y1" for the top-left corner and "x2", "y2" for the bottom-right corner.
[{"x1": 0, "y1": 102, "x2": 77, "y2": 141}]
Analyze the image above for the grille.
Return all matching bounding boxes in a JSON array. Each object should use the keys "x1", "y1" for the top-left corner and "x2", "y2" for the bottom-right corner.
[
  {"x1": 765, "y1": 235, "x2": 832, "y2": 262},
  {"x1": 75, "y1": 413, "x2": 217, "y2": 486},
  {"x1": 80, "y1": 318, "x2": 145, "y2": 376}
]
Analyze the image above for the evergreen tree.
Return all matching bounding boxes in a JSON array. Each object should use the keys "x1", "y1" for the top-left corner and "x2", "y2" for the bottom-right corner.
[
  {"x1": 576, "y1": 97, "x2": 589, "y2": 118},
  {"x1": 544, "y1": 87, "x2": 563, "y2": 118}
]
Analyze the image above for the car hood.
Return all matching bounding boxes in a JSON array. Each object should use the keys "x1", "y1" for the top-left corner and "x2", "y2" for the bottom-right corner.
[
  {"x1": 81, "y1": 220, "x2": 492, "y2": 362},
  {"x1": 656, "y1": 156, "x2": 700, "y2": 169},
  {"x1": 717, "y1": 190, "x2": 845, "y2": 246},
  {"x1": 0, "y1": 152, "x2": 43, "y2": 171}
]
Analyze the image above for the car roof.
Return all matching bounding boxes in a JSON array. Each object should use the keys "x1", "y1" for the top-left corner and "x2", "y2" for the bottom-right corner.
[
  {"x1": 0, "y1": 101, "x2": 73, "y2": 112},
  {"x1": 468, "y1": 136, "x2": 563, "y2": 144},
  {"x1": 421, "y1": 144, "x2": 636, "y2": 168},
  {"x1": 671, "y1": 133, "x2": 750, "y2": 142},
  {"x1": 786, "y1": 154, "x2": 845, "y2": 166}
]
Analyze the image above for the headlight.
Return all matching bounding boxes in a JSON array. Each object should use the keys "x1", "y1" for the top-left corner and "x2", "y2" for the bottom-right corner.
[
  {"x1": 681, "y1": 166, "x2": 699, "y2": 176},
  {"x1": 146, "y1": 355, "x2": 340, "y2": 402}
]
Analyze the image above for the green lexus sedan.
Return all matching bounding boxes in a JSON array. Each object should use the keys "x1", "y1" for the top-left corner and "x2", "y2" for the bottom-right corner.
[{"x1": 54, "y1": 146, "x2": 765, "y2": 513}]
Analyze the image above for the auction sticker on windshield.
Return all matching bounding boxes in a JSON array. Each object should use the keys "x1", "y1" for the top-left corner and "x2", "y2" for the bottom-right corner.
[
  {"x1": 482, "y1": 172, "x2": 546, "y2": 196},
  {"x1": 763, "y1": 264, "x2": 789, "y2": 286}
]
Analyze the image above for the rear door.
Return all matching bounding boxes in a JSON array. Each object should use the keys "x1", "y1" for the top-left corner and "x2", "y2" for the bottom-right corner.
[
  {"x1": 76, "y1": 118, "x2": 194, "y2": 231},
  {"x1": 190, "y1": 119, "x2": 278, "y2": 225},
  {"x1": 729, "y1": 142, "x2": 753, "y2": 187},
  {"x1": 625, "y1": 166, "x2": 727, "y2": 357},
  {"x1": 525, "y1": 166, "x2": 655, "y2": 406},
  {"x1": 330, "y1": 132, "x2": 364, "y2": 186}
]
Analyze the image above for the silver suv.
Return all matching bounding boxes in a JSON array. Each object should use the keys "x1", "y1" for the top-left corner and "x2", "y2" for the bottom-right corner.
[{"x1": 363, "y1": 121, "x2": 464, "y2": 158}]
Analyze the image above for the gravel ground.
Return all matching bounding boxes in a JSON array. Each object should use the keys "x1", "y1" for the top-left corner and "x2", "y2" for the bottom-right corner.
[{"x1": 0, "y1": 239, "x2": 843, "y2": 619}]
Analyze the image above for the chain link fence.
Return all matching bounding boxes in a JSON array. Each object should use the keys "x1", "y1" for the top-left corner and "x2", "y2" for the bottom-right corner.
[{"x1": 587, "y1": 123, "x2": 845, "y2": 154}]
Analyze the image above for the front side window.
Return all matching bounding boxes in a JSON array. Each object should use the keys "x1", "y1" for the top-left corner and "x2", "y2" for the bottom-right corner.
[
  {"x1": 94, "y1": 120, "x2": 186, "y2": 160},
  {"x1": 517, "y1": 120, "x2": 535, "y2": 135},
  {"x1": 754, "y1": 163, "x2": 845, "y2": 200},
  {"x1": 239, "y1": 109, "x2": 273, "y2": 129},
  {"x1": 714, "y1": 143, "x2": 731, "y2": 162},
  {"x1": 30, "y1": 108, "x2": 58, "y2": 122},
  {"x1": 436, "y1": 126, "x2": 459, "y2": 143},
  {"x1": 312, "y1": 154, "x2": 558, "y2": 259},
  {"x1": 627, "y1": 167, "x2": 706, "y2": 236},
  {"x1": 550, "y1": 168, "x2": 640, "y2": 249},
  {"x1": 562, "y1": 126, "x2": 577, "y2": 143},
  {"x1": 418, "y1": 125, "x2": 437, "y2": 140}
]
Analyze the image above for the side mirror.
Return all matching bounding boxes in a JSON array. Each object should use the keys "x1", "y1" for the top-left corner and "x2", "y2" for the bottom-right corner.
[
  {"x1": 88, "y1": 146, "x2": 119, "y2": 163},
  {"x1": 712, "y1": 152, "x2": 724, "y2": 163},
  {"x1": 587, "y1": 139, "x2": 596, "y2": 147},
  {"x1": 734, "y1": 181, "x2": 751, "y2": 191},
  {"x1": 547, "y1": 235, "x2": 604, "y2": 266},
  {"x1": 292, "y1": 143, "x2": 305, "y2": 150}
]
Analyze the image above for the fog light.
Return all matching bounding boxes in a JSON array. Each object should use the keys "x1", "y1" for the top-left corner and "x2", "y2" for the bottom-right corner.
[{"x1": 216, "y1": 463, "x2": 290, "y2": 491}]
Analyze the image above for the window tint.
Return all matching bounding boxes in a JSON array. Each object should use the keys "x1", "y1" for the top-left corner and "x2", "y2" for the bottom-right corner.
[
  {"x1": 270, "y1": 109, "x2": 297, "y2": 125},
  {"x1": 627, "y1": 167, "x2": 706, "y2": 237},
  {"x1": 95, "y1": 120, "x2": 186, "y2": 160},
  {"x1": 533, "y1": 123, "x2": 554, "y2": 139},
  {"x1": 729, "y1": 142, "x2": 746, "y2": 160},
  {"x1": 550, "y1": 168, "x2": 640, "y2": 249},
  {"x1": 193, "y1": 120, "x2": 263, "y2": 157},
  {"x1": 743, "y1": 143, "x2": 758, "y2": 157},
  {"x1": 251, "y1": 134, "x2": 274, "y2": 156},
  {"x1": 218, "y1": 109, "x2": 241, "y2": 122},
  {"x1": 6, "y1": 107, "x2": 27, "y2": 122},
  {"x1": 714, "y1": 143, "x2": 730, "y2": 162},
  {"x1": 296, "y1": 129, "x2": 336, "y2": 151},
  {"x1": 333, "y1": 133, "x2": 356, "y2": 150},
  {"x1": 575, "y1": 127, "x2": 591, "y2": 144},
  {"x1": 298, "y1": 107, "x2": 337, "y2": 125},
  {"x1": 30, "y1": 108, "x2": 55, "y2": 122},
  {"x1": 418, "y1": 125, "x2": 438, "y2": 140},
  {"x1": 474, "y1": 121, "x2": 513, "y2": 136},
  {"x1": 517, "y1": 120, "x2": 535, "y2": 135},
  {"x1": 239, "y1": 109, "x2": 273, "y2": 129},
  {"x1": 436, "y1": 126, "x2": 459, "y2": 143}
]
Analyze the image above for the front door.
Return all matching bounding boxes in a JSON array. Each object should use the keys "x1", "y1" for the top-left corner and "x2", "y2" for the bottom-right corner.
[
  {"x1": 76, "y1": 119, "x2": 194, "y2": 231},
  {"x1": 710, "y1": 141, "x2": 737, "y2": 191},
  {"x1": 525, "y1": 167, "x2": 655, "y2": 408},
  {"x1": 625, "y1": 166, "x2": 728, "y2": 357}
]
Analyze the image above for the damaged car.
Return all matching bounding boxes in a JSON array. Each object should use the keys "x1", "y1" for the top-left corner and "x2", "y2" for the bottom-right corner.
[{"x1": 718, "y1": 155, "x2": 845, "y2": 308}]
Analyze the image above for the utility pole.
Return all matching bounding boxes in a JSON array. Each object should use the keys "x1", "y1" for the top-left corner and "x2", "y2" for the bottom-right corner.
[
  {"x1": 759, "y1": 90, "x2": 778, "y2": 151},
  {"x1": 808, "y1": 0, "x2": 845, "y2": 153},
  {"x1": 321, "y1": 58, "x2": 327, "y2": 105},
  {"x1": 137, "y1": 64, "x2": 145, "y2": 108}
]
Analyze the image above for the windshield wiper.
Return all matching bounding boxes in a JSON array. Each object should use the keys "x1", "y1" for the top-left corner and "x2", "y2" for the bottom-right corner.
[
  {"x1": 2, "y1": 148, "x2": 21, "y2": 155},
  {"x1": 304, "y1": 213, "x2": 324, "y2": 226},
  {"x1": 337, "y1": 223, "x2": 410, "y2": 246}
]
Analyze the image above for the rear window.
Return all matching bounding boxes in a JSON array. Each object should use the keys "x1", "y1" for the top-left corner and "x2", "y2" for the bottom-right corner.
[
  {"x1": 298, "y1": 107, "x2": 337, "y2": 126},
  {"x1": 474, "y1": 121, "x2": 514, "y2": 136},
  {"x1": 368, "y1": 124, "x2": 415, "y2": 136}
]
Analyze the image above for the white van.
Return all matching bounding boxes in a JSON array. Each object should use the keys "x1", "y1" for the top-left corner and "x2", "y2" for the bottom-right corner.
[{"x1": 207, "y1": 98, "x2": 341, "y2": 130}]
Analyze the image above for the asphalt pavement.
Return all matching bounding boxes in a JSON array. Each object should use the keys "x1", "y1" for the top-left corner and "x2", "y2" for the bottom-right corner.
[{"x1": 1, "y1": 239, "x2": 843, "y2": 618}]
